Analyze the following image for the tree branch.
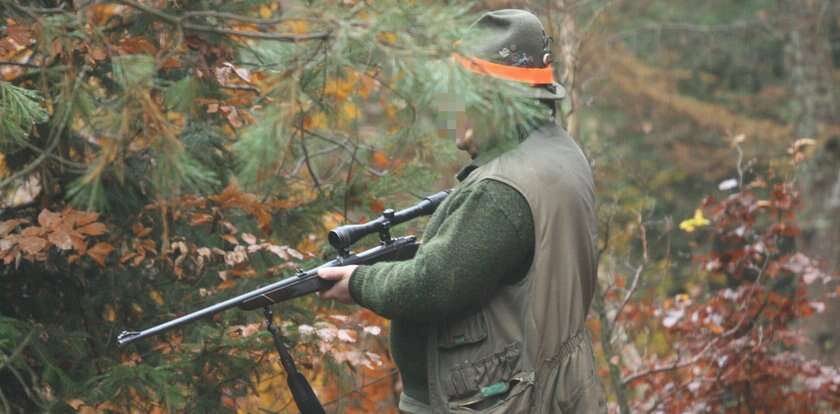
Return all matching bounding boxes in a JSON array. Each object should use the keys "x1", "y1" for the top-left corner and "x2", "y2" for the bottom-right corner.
[{"x1": 116, "y1": 0, "x2": 330, "y2": 42}]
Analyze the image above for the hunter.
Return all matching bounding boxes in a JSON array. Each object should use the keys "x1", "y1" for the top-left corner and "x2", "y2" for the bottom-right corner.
[{"x1": 319, "y1": 9, "x2": 606, "y2": 413}]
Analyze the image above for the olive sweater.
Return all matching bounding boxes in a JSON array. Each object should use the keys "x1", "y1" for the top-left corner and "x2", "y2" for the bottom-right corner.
[{"x1": 348, "y1": 165, "x2": 535, "y2": 404}]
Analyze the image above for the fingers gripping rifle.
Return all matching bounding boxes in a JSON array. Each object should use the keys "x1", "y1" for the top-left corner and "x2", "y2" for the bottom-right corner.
[{"x1": 116, "y1": 189, "x2": 449, "y2": 413}]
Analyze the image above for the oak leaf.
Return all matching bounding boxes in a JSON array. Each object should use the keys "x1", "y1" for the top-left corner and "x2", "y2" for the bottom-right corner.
[
  {"x1": 78, "y1": 222, "x2": 107, "y2": 236},
  {"x1": 21, "y1": 226, "x2": 46, "y2": 237},
  {"x1": 37, "y1": 209, "x2": 62, "y2": 229},
  {"x1": 19, "y1": 236, "x2": 47, "y2": 255},
  {"x1": 87, "y1": 242, "x2": 114, "y2": 266},
  {"x1": 48, "y1": 229, "x2": 73, "y2": 250},
  {"x1": 0, "y1": 219, "x2": 26, "y2": 236}
]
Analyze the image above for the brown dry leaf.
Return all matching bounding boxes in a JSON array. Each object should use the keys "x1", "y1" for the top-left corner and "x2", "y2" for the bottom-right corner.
[
  {"x1": 0, "y1": 219, "x2": 27, "y2": 237},
  {"x1": 131, "y1": 222, "x2": 152, "y2": 237},
  {"x1": 37, "y1": 209, "x2": 62, "y2": 229},
  {"x1": 87, "y1": 242, "x2": 114, "y2": 267},
  {"x1": 19, "y1": 236, "x2": 48, "y2": 255},
  {"x1": 70, "y1": 232, "x2": 86, "y2": 254},
  {"x1": 20, "y1": 226, "x2": 46, "y2": 237},
  {"x1": 90, "y1": 47, "x2": 107, "y2": 61},
  {"x1": 190, "y1": 213, "x2": 214, "y2": 226},
  {"x1": 149, "y1": 290, "x2": 164, "y2": 306},
  {"x1": 48, "y1": 229, "x2": 73, "y2": 250},
  {"x1": 78, "y1": 222, "x2": 107, "y2": 236},
  {"x1": 242, "y1": 233, "x2": 257, "y2": 245},
  {"x1": 74, "y1": 211, "x2": 99, "y2": 227},
  {"x1": 217, "y1": 279, "x2": 236, "y2": 290},
  {"x1": 103, "y1": 304, "x2": 117, "y2": 322},
  {"x1": 118, "y1": 37, "x2": 157, "y2": 55}
]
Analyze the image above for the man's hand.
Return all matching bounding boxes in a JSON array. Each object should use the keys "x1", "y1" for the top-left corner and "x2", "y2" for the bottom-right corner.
[{"x1": 317, "y1": 265, "x2": 358, "y2": 304}]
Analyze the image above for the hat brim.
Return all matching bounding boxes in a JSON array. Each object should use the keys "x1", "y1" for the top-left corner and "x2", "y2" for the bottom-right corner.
[
  {"x1": 492, "y1": 77, "x2": 566, "y2": 100},
  {"x1": 524, "y1": 83, "x2": 566, "y2": 100}
]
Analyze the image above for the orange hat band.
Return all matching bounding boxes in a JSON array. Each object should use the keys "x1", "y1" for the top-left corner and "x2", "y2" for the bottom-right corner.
[{"x1": 452, "y1": 53, "x2": 556, "y2": 85}]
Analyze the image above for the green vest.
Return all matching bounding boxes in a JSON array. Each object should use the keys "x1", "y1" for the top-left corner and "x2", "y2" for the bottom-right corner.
[{"x1": 424, "y1": 124, "x2": 606, "y2": 413}]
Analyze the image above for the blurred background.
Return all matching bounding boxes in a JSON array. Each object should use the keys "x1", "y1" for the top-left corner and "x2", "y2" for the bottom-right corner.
[{"x1": 1, "y1": 0, "x2": 838, "y2": 412}]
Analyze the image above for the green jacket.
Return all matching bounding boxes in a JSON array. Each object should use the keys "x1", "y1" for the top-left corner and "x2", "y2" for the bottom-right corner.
[{"x1": 352, "y1": 124, "x2": 605, "y2": 413}]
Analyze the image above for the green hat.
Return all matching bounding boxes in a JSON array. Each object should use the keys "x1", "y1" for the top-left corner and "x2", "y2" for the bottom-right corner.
[{"x1": 456, "y1": 9, "x2": 566, "y2": 100}]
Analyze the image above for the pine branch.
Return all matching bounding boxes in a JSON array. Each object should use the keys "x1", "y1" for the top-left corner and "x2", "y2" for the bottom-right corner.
[{"x1": 0, "y1": 68, "x2": 86, "y2": 189}]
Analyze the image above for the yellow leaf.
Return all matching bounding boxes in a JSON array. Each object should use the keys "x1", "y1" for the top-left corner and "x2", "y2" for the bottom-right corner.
[
  {"x1": 340, "y1": 102, "x2": 360, "y2": 122},
  {"x1": 679, "y1": 209, "x2": 709, "y2": 233},
  {"x1": 378, "y1": 31, "x2": 398, "y2": 45},
  {"x1": 286, "y1": 20, "x2": 309, "y2": 35},
  {"x1": 0, "y1": 153, "x2": 7, "y2": 178},
  {"x1": 258, "y1": 5, "x2": 272, "y2": 18},
  {"x1": 303, "y1": 112, "x2": 327, "y2": 130},
  {"x1": 149, "y1": 289, "x2": 164, "y2": 306}
]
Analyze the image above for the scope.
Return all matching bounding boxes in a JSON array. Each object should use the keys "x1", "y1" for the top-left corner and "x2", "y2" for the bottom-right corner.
[{"x1": 328, "y1": 190, "x2": 450, "y2": 253}]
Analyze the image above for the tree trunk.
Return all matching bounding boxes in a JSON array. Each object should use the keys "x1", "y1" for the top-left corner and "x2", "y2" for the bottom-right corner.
[{"x1": 783, "y1": 0, "x2": 840, "y2": 366}]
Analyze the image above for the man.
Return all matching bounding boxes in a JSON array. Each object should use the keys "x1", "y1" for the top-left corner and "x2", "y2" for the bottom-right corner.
[{"x1": 319, "y1": 9, "x2": 606, "y2": 413}]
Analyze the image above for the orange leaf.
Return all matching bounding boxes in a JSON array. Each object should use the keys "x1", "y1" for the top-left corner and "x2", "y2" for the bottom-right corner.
[
  {"x1": 87, "y1": 242, "x2": 114, "y2": 267},
  {"x1": 369, "y1": 199, "x2": 385, "y2": 213},
  {"x1": 19, "y1": 236, "x2": 47, "y2": 255},
  {"x1": 371, "y1": 151, "x2": 390, "y2": 169},
  {"x1": 78, "y1": 222, "x2": 107, "y2": 236}
]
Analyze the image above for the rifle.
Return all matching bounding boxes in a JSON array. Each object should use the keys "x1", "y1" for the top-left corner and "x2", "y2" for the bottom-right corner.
[{"x1": 116, "y1": 189, "x2": 450, "y2": 413}]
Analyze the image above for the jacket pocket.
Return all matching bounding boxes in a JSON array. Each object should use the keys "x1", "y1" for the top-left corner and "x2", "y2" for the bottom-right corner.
[
  {"x1": 438, "y1": 309, "x2": 488, "y2": 349},
  {"x1": 448, "y1": 371, "x2": 535, "y2": 414},
  {"x1": 443, "y1": 341, "x2": 522, "y2": 399}
]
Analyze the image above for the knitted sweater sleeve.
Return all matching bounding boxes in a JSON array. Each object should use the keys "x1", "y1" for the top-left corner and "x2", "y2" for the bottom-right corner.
[{"x1": 348, "y1": 179, "x2": 534, "y2": 321}]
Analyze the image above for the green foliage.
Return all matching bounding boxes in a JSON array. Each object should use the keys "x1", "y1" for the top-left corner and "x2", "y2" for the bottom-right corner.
[{"x1": 0, "y1": 81, "x2": 48, "y2": 145}]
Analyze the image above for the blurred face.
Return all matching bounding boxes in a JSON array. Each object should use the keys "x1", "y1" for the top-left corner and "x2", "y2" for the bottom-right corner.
[{"x1": 438, "y1": 94, "x2": 480, "y2": 158}]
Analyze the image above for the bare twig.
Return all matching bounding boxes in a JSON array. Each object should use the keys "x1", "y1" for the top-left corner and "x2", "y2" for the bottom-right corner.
[
  {"x1": 622, "y1": 338, "x2": 717, "y2": 385},
  {"x1": 0, "y1": 61, "x2": 40, "y2": 68},
  {"x1": 182, "y1": 11, "x2": 292, "y2": 25},
  {"x1": 610, "y1": 263, "x2": 644, "y2": 331},
  {"x1": 297, "y1": 108, "x2": 322, "y2": 194}
]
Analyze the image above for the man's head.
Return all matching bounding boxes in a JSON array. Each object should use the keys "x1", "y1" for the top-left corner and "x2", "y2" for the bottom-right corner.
[{"x1": 442, "y1": 9, "x2": 564, "y2": 158}]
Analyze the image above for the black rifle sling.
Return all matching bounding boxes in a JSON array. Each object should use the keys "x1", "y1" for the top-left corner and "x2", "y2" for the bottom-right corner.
[{"x1": 264, "y1": 307, "x2": 326, "y2": 414}]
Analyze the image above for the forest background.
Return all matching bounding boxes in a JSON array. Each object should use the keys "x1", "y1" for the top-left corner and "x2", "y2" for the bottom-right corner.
[{"x1": 1, "y1": 0, "x2": 839, "y2": 413}]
